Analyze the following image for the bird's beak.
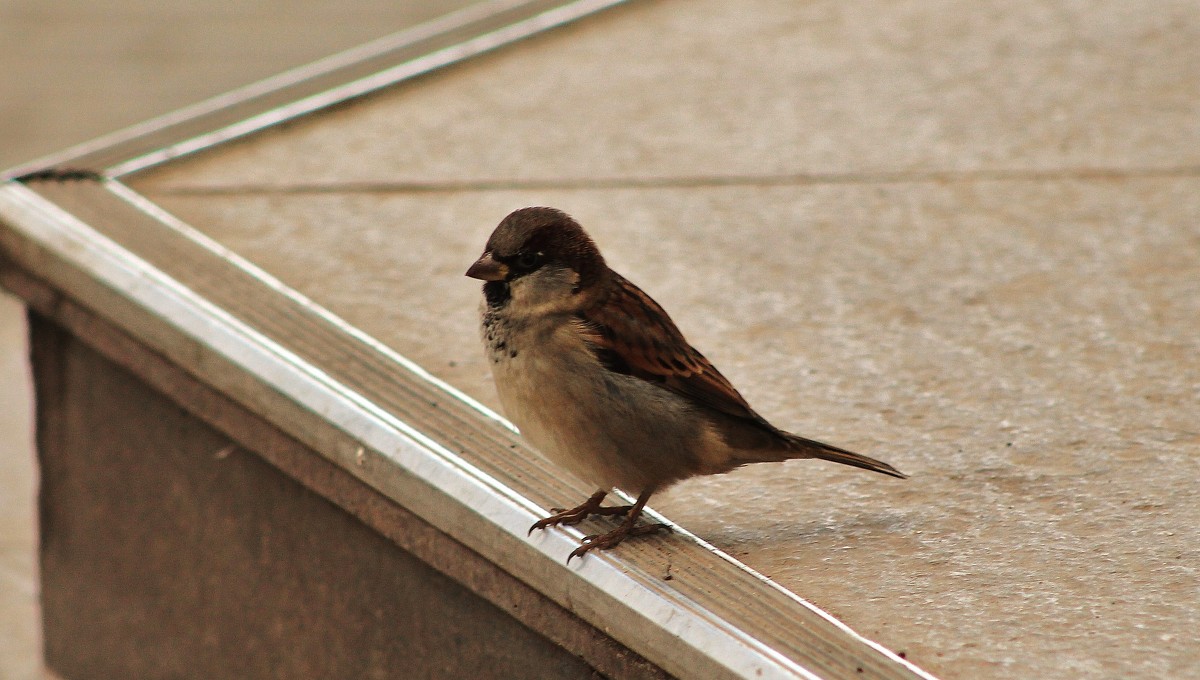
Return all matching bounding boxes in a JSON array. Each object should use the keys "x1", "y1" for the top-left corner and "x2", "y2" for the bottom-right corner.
[{"x1": 465, "y1": 252, "x2": 508, "y2": 281}]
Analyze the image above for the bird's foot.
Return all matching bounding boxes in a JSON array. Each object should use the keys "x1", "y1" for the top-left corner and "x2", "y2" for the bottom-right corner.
[
  {"x1": 567, "y1": 522, "x2": 673, "y2": 563},
  {"x1": 530, "y1": 504, "x2": 631, "y2": 532},
  {"x1": 529, "y1": 490, "x2": 631, "y2": 535}
]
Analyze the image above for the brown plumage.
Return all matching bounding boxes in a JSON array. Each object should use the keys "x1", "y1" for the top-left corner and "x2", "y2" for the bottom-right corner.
[{"x1": 467, "y1": 207, "x2": 906, "y2": 561}]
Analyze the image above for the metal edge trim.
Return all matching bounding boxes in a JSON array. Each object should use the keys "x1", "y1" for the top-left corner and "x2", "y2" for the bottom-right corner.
[
  {"x1": 1, "y1": 0, "x2": 630, "y2": 181},
  {"x1": 103, "y1": 180, "x2": 939, "y2": 680},
  {"x1": 0, "y1": 179, "x2": 838, "y2": 680},
  {"x1": 104, "y1": 181, "x2": 518, "y2": 436},
  {"x1": 6, "y1": 265, "x2": 668, "y2": 680}
]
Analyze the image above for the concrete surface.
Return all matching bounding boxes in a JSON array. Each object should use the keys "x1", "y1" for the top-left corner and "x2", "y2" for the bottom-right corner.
[
  {"x1": 129, "y1": 1, "x2": 1200, "y2": 678},
  {"x1": 0, "y1": 2, "x2": 478, "y2": 679}
]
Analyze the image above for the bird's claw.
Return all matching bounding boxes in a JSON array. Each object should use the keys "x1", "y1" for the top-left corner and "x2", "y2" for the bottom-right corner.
[
  {"x1": 566, "y1": 522, "x2": 672, "y2": 563},
  {"x1": 527, "y1": 502, "x2": 633, "y2": 535}
]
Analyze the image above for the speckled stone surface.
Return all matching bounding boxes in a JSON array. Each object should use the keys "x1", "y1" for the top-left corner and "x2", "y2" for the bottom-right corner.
[{"x1": 130, "y1": 1, "x2": 1200, "y2": 677}]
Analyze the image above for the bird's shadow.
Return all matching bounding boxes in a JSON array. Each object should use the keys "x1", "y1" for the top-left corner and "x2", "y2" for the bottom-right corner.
[{"x1": 687, "y1": 510, "x2": 912, "y2": 554}]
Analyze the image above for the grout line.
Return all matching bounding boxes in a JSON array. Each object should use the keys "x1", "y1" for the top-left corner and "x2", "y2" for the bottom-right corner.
[{"x1": 137, "y1": 164, "x2": 1200, "y2": 196}]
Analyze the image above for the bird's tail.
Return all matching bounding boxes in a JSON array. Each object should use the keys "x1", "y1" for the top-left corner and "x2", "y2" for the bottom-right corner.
[{"x1": 759, "y1": 432, "x2": 908, "y2": 479}]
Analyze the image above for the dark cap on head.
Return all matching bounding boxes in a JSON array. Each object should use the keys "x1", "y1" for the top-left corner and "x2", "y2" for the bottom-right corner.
[{"x1": 468, "y1": 207, "x2": 608, "y2": 286}]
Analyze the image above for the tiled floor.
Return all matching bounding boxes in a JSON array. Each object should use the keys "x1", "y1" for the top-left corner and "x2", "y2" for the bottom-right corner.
[{"x1": 0, "y1": 2, "x2": 475, "y2": 677}]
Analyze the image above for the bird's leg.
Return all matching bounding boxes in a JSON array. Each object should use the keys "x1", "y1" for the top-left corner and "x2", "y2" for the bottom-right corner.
[
  {"x1": 528, "y1": 489, "x2": 632, "y2": 535},
  {"x1": 568, "y1": 488, "x2": 671, "y2": 562}
]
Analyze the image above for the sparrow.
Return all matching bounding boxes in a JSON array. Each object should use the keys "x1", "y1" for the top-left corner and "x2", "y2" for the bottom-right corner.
[{"x1": 466, "y1": 207, "x2": 906, "y2": 561}]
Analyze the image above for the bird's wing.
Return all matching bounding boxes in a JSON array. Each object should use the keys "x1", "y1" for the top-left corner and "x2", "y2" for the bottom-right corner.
[{"x1": 575, "y1": 273, "x2": 769, "y2": 425}]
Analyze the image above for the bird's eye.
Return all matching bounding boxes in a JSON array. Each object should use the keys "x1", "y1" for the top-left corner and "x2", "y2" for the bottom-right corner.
[{"x1": 515, "y1": 251, "x2": 543, "y2": 271}]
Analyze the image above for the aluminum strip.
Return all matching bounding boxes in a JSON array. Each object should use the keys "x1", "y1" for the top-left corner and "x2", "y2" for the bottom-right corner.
[{"x1": 0, "y1": 179, "x2": 862, "y2": 679}]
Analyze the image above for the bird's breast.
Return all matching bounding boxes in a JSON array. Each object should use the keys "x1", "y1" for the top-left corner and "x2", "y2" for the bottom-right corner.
[{"x1": 479, "y1": 304, "x2": 721, "y2": 494}]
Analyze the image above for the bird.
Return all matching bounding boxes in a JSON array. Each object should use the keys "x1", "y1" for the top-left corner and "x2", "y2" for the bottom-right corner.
[{"x1": 465, "y1": 207, "x2": 906, "y2": 561}]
